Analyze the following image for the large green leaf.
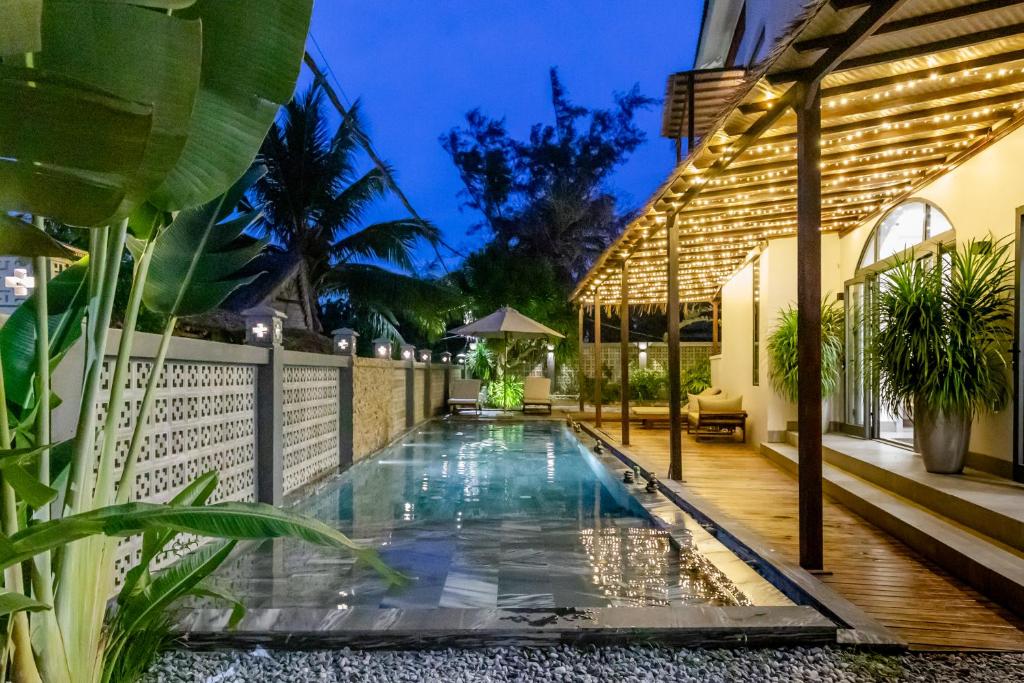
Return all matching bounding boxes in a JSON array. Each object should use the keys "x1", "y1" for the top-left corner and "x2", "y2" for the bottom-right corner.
[
  {"x1": 0, "y1": 590, "x2": 50, "y2": 617},
  {"x1": 0, "y1": 443, "x2": 60, "y2": 470},
  {"x1": 150, "y1": 0, "x2": 313, "y2": 210},
  {"x1": 0, "y1": 214, "x2": 75, "y2": 259},
  {"x1": 4, "y1": 463, "x2": 57, "y2": 507},
  {"x1": 115, "y1": 540, "x2": 236, "y2": 634},
  {"x1": 120, "y1": 471, "x2": 220, "y2": 600},
  {"x1": 0, "y1": 258, "x2": 89, "y2": 414},
  {"x1": 144, "y1": 168, "x2": 265, "y2": 317},
  {"x1": 6, "y1": 501, "x2": 403, "y2": 584},
  {"x1": 32, "y1": 1, "x2": 203, "y2": 222},
  {"x1": 0, "y1": 0, "x2": 42, "y2": 56}
]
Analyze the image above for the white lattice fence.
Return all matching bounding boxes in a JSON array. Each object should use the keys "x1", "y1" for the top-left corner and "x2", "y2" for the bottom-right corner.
[
  {"x1": 95, "y1": 358, "x2": 258, "y2": 583},
  {"x1": 282, "y1": 365, "x2": 340, "y2": 494}
]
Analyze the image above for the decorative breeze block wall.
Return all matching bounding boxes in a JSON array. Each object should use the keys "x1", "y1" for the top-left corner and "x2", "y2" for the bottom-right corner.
[
  {"x1": 281, "y1": 364, "x2": 340, "y2": 494},
  {"x1": 95, "y1": 358, "x2": 258, "y2": 583}
]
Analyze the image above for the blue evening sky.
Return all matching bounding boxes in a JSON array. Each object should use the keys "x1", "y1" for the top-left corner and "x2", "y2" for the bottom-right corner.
[{"x1": 305, "y1": 1, "x2": 703, "y2": 271}]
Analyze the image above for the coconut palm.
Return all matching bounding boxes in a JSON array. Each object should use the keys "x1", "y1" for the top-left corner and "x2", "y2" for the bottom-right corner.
[{"x1": 248, "y1": 83, "x2": 453, "y2": 337}]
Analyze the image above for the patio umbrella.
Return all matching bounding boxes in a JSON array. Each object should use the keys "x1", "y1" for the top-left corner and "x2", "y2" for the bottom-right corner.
[{"x1": 449, "y1": 307, "x2": 564, "y2": 380}]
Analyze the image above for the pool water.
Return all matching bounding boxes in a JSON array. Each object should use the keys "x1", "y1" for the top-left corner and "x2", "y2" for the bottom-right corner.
[{"x1": 208, "y1": 420, "x2": 750, "y2": 610}]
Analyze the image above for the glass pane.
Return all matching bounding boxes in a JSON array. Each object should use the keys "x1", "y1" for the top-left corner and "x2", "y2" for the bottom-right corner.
[
  {"x1": 845, "y1": 283, "x2": 865, "y2": 428},
  {"x1": 927, "y1": 206, "x2": 953, "y2": 238},
  {"x1": 877, "y1": 202, "x2": 927, "y2": 261},
  {"x1": 858, "y1": 237, "x2": 876, "y2": 270},
  {"x1": 876, "y1": 270, "x2": 914, "y2": 445}
]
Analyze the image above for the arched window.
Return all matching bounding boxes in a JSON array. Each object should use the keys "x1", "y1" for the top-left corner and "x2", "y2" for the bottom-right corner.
[{"x1": 857, "y1": 200, "x2": 953, "y2": 270}]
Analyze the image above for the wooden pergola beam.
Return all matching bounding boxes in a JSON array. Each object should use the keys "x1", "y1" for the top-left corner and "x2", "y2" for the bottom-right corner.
[
  {"x1": 577, "y1": 305, "x2": 585, "y2": 413},
  {"x1": 593, "y1": 291, "x2": 602, "y2": 428}
]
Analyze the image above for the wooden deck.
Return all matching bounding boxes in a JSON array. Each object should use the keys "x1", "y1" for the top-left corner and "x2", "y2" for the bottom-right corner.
[{"x1": 586, "y1": 420, "x2": 1024, "y2": 651}]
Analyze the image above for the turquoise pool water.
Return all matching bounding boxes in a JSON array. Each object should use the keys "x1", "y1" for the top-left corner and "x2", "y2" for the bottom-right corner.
[{"x1": 209, "y1": 420, "x2": 749, "y2": 610}]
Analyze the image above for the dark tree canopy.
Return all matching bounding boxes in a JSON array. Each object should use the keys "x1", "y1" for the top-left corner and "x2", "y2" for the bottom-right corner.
[{"x1": 442, "y1": 68, "x2": 655, "y2": 290}]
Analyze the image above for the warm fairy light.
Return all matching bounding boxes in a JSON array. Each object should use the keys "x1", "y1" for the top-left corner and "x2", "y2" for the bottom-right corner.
[{"x1": 575, "y1": 58, "x2": 1024, "y2": 305}]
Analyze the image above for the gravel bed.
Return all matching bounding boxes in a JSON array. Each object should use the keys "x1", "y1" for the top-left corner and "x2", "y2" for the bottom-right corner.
[{"x1": 143, "y1": 645, "x2": 1024, "y2": 682}]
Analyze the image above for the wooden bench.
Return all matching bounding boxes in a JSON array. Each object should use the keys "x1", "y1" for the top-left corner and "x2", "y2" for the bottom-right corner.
[
  {"x1": 689, "y1": 411, "x2": 748, "y2": 442},
  {"x1": 631, "y1": 406, "x2": 688, "y2": 429}
]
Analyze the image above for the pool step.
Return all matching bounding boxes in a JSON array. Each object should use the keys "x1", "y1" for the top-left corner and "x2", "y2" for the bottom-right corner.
[
  {"x1": 784, "y1": 432, "x2": 1024, "y2": 555},
  {"x1": 760, "y1": 440, "x2": 1024, "y2": 617}
]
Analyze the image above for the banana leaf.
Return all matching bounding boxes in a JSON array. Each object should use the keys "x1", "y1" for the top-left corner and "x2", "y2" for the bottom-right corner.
[
  {"x1": 0, "y1": 590, "x2": 50, "y2": 617},
  {"x1": 0, "y1": 214, "x2": 75, "y2": 259},
  {"x1": 150, "y1": 0, "x2": 314, "y2": 211},
  {"x1": 6, "y1": 501, "x2": 405, "y2": 585},
  {"x1": 3, "y1": 464, "x2": 57, "y2": 508},
  {"x1": 0, "y1": 258, "x2": 89, "y2": 415},
  {"x1": 143, "y1": 167, "x2": 266, "y2": 317}
]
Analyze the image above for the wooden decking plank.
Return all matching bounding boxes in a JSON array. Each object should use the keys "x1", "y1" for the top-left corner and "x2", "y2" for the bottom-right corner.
[{"x1": 584, "y1": 421, "x2": 1024, "y2": 651}]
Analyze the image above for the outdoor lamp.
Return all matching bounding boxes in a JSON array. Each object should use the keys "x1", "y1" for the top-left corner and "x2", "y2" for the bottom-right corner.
[
  {"x1": 637, "y1": 341, "x2": 648, "y2": 351},
  {"x1": 332, "y1": 328, "x2": 358, "y2": 356},
  {"x1": 400, "y1": 343, "x2": 415, "y2": 361},
  {"x1": 637, "y1": 340, "x2": 648, "y2": 370},
  {"x1": 468, "y1": 340, "x2": 478, "y2": 351},
  {"x1": 418, "y1": 349, "x2": 432, "y2": 363},
  {"x1": 242, "y1": 305, "x2": 285, "y2": 347},
  {"x1": 440, "y1": 351, "x2": 452, "y2": 364},
  {"x1": 456, "y1": 353, "x2": 466, "y2": 364},
  {"x1": 373, "y1": 337, "x2": 393, "y2": 359},
  {"x1": 4, "y1": 268, "x2": 35, "y2": 297}
]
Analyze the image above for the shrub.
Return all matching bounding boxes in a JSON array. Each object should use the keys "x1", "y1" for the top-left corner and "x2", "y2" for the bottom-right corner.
[
  {"x1": 682, "y1": 356, "x2": 712, "y2": 395},
  {"x1": 630, "y1": 361, "x2": 667, "y2": 400},
  {"x1": 486, "y1": 376, "x2": 524, "y2": 409},
  {"x1": 767, "y1": 300, "x2": 844, "y2": 402}
]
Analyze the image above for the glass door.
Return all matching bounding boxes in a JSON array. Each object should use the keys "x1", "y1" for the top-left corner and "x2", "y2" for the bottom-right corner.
[
  {"x1": 871, "y1": 269, "x2": 915, "y2": 447},
  {"x1": 842, "y1": 281, "x2": 869, "y2": 437}
]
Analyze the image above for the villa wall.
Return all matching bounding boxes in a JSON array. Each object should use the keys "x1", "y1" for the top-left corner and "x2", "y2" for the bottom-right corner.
[
  {"x1": 50, "y1": 331, "x2": 451, "y2": 582},
  {"x1": 837, "y1": 122, "x2": 1024, "y2": 467},
  {"x1": 712, "y1": 235, "x2": 842, "y2": 445},
  {"x1": 710, "y1": 123, "x2": 1024, "y2": 466}
]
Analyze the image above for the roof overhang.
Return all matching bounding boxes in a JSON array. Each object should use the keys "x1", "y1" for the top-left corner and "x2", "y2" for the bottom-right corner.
[{"x1": 573, "y1": 0, "x2": 1024, "y2": 307}]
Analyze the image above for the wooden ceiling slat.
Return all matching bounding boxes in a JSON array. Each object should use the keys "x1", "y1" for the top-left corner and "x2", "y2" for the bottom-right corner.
[{"x1": 796, "y1": 0, "x2": 1024, "y2": 53}]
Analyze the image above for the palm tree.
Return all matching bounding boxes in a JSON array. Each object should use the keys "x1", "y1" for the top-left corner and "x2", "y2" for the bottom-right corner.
[{"x1": 248, "y1": 83, "x2": 454, "y2": 338}]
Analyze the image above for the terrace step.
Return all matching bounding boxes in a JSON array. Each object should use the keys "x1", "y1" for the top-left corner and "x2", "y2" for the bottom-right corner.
[
  {"x1": 784, "y1": 431, "x2": 1024, "y2": 555},
  {"x1": 760, "y1": 440, "x2": 1024, "y2": 617}
]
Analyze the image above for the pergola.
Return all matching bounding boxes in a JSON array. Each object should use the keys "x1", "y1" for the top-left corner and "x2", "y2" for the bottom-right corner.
[{"x1": 571, "y1": 0, "x2": 1024, "y2": 570}]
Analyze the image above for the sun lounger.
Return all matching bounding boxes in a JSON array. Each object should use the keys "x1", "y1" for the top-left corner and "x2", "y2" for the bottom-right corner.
[
  {"x1": 522, "y1": 377, "x2": 553, "y2": 414},
  {"x1": 448, "y1": 379, "x2": 482, "y2": 414}
]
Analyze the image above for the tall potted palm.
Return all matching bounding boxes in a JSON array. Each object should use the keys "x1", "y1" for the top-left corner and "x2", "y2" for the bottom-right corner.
[{"x1": 871, "y1": 237, "x2": 1014, "y2": 473}]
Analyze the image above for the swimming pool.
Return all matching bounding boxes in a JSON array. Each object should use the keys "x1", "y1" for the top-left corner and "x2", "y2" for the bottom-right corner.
[{"x1": 203, "y1": 420, "x2": 784, "y2": 612}]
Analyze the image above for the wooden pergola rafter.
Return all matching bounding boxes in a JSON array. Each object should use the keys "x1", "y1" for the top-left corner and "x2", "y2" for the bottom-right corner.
[{"x1": 573, "y1": 0, "x2": 1024, "y2": 570}]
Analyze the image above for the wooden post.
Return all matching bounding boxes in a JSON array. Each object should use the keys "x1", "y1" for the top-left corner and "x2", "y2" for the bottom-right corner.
[
  {"x1": 594, "y1": 291, "x2": 602, "y2": 428},
  {"x1": 619, "y1": 260, "x2": 631, "y2": 446},
  {"x1": 712, "y1": 299, "x2": 720, "y2": 355},
  {"x1": 796, "y1": 81, "x2": 824, "y2": 571},
  {"x1": 666, "y1": 212, "x2": 683, "y2": 480},
  {"x1": 578, "y1": 305, "x2": 585, "y2": 413}
]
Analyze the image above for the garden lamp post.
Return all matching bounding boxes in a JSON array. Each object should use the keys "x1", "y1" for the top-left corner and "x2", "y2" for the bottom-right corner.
[
  {"x1": 332, "y1": 328, "x2": 358, "y2": 356},
  {"x1": 243, "y1": 306, "x2": 285, "y2": 347},
  {"x1": 373, "y1": 338, "x2": 393, "y2": 359}
]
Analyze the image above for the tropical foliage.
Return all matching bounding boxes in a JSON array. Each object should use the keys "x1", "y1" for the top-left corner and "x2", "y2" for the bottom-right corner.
[
  {"x1": 0, "y1": 5, "x2": 398, "y2": 682},
  {"x1": 629, "y1": 361, "x2": 666, "y2": 401},
  {"x1": 249, "y1": 83, "x2": 460, "y2": 342},
  {"x1": 682, "y1": 356, "x2": 713, "y2": 396},
  {"x1": 485, "y1": 377, "x2": 525, "y2": 410},
  {"x1": 767, "y1": 301, "x2": 845, "y2": 403},
  {"x1": 871, "y1": 237, "x2": 1014, "y2": 419}
]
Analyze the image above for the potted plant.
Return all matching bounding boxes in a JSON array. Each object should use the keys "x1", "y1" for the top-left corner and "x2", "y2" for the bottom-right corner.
[
  {"x1": 767, "y1": 300, "x2": 845, "y2": 419},
  {"x1": 871, "y1": 237, "x2": 1014, "y2": 473}
]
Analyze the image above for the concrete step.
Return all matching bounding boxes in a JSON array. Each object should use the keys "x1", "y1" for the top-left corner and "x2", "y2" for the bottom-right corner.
[
  {"x1": 785, "y1": 432, "x2": 1024, "y2": 555},
  {"x1": 760, "y1": 440, "x2": 1024, "y2": 617}
]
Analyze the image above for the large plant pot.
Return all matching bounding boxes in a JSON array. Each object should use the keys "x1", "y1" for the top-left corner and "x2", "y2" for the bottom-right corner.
[{"x1": 914, "y1": 399, "x2": 971, "y2": 474}]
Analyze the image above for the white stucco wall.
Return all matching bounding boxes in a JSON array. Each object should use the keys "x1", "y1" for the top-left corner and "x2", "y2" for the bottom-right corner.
[
  {"x1": 713, "y1": 234, "x2": 841, "y2": 444},
  {"x1": 838, "y1": 123, "x2": 1024, "y2": 463}
]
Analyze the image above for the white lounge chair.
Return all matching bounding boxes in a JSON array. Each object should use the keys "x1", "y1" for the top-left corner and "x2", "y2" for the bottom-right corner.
[
  {"x1": 448, "y1": 379, "x2": 482, "y2": 414},
  {"x1": 522, "y1": 377, "x2": 553, "y2": 414}
]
